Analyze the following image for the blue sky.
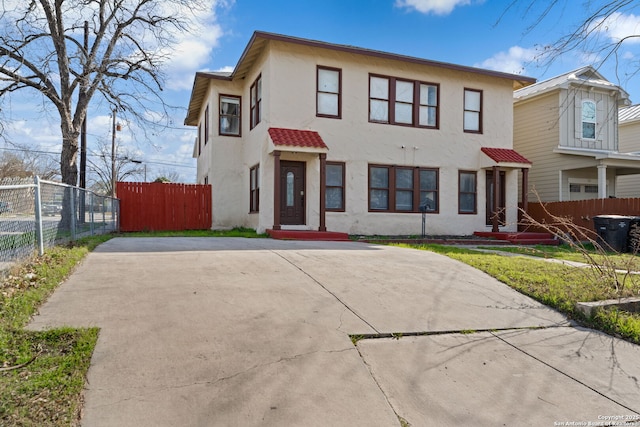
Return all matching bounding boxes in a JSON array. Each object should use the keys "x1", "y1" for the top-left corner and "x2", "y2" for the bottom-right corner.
[{"x1": 5, "y1": 0, "x2": 640, "y2": 184}]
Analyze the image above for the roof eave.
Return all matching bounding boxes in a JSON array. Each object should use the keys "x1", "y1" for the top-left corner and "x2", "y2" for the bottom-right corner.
[{"x1": 184, "y1": 72, "x2": 233, "y2": 126}]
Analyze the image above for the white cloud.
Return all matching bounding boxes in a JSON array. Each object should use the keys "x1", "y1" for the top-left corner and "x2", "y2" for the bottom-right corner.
[
  {"x1": 592, "y1": 12, "x2": 640, "y2": 44},
  {"x1": 161, "y1": 3, "x2": 228, "y2": 90},
  {"x1": 476, "y1": 46, "x2": 539, "y2": 75},
  {"x1": 395, "y1": 0, "x2": 473, "y2": 15},
  {"x1": 215, "y1": 66, "x2": 234, "y2": 73}
]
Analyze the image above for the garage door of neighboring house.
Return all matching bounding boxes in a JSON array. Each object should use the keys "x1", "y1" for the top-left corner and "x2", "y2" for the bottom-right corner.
[{"x1": 118, "y1": 182, "x2": 212, "y2": 232}]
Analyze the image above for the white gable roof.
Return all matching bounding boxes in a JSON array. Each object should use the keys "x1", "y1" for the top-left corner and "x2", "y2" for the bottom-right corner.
[{"x1": 514, "y1": 66, "x2": 630, "y2": 105}]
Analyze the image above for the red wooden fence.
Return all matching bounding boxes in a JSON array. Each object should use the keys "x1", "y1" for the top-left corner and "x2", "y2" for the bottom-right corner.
[
  {"x1": 117, "y1": 182, "x2": 212, "y2": 232},
  {"x1": 525, "y1": 198, "x2": 640, "y2": 234}
]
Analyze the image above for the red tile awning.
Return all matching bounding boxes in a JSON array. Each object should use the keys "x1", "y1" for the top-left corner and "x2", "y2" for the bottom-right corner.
[
  {"x1": 268, "y1": 128, "x2": 328, "y2": 150},
  {"x1": 481, "y1": 147, "x2": 531, "y2": 165}
]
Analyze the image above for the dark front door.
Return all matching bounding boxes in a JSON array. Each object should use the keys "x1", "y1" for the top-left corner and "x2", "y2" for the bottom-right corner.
[
  {"x1": 280, "y1": 161, "x2": 305, "y2": 225},
  {"x1": 486, "y1": 170, "x2": 506, "y2": 226}
]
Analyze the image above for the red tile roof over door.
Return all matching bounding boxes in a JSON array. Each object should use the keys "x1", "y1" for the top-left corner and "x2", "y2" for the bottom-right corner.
[
  {"x1": 481, "y1": 147, "x2": 531, "y2": 164},
  {"x1": 268, "y1": 128, "x2": 328, "y2": 149}
]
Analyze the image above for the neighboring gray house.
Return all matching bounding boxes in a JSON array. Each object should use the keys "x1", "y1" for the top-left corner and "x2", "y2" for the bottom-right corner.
[
  {"x1": 617, "y1": 104, "x2": 640, "y2": 197},
  {"x1": 514, "y1": 66, "x2": 640, "y2": 203}
]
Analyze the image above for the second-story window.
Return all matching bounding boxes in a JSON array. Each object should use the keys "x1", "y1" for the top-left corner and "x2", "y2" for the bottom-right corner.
[
  {"x1": 463, "y1": 88, "x2": 482, "y2": 133},
  {"x1": 369, "y1": 76, "x2": 390, "y2": 123},
  {"x1": 220, "y1": 95, "x2": 241, "y2": 136},
  {"x1": 369, "y1": 74, "x2": 439, "y2": 128},
  {"x1": 204, "y1": 104, "x2": 209, "y2": 145},
  {"x1": 582, "y1": 100, "x2": 596, "y2": 139},
  {"x1": 317, "y1": 66, "x2": 341, "y2": 118},
  {"x1": 250, "y1": 74, "x2": 262, "y2": 129}
]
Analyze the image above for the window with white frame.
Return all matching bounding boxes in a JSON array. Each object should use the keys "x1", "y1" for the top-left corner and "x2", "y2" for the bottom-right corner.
[
  {"x1": 317, "y1": 66, "x2": 341, "y2": 118},
  {"x1": 582, "y1": 100, "x2": 596, "y2": 139}
]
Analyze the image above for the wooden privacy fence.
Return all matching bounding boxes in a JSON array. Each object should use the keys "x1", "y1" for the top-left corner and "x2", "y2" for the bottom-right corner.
[
  {"x1": 117, "y1": 182, "x2": 212, "y2": 232},
  {"x1": 525, "y1": 198, "x2": 640, "y2": 234}
]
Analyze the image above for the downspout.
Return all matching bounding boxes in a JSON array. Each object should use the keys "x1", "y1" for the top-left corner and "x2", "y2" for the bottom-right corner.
[{"x1": 319, "y1": 153, "x2": 327, "y2": 231}]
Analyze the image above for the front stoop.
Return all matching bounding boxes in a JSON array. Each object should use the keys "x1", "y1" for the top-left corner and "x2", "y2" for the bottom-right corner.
[
  {"x1": 267, "y1": 229, "x2": 351, "y2": 241},
  {"x1": 473, "y1": 231, "x2": 559, "y2": 246}
]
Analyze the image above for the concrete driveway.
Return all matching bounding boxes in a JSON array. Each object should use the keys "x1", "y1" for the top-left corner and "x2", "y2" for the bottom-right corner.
[{"x1": 28, "y1": 238, "x2": 640, "y2": 426}]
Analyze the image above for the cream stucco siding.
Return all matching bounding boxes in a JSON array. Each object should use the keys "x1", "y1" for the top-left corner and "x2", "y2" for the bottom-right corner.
[{"x1": 190, "y1": 33, "x2": 532, "y2": 235}]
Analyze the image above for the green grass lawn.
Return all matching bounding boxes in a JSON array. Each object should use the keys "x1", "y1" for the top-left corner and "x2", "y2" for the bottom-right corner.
[
  {"x1": 121, "y1": 226, "x2": 268, "y2": 238},
  {"x1": 1, "y1": 235, "x2": 112, "y2": 426},
  {"x1": 393, "y1": 243, "x2": 640, "y2": 345},
  {"x1": 477, "y1": 243, "x2": 640, "y2": 271}
]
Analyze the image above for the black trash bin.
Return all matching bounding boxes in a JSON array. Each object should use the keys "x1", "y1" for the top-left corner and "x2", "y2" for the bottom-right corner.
[{"x1": 593, "y1": 215, "x2": 634, "y2": 252}]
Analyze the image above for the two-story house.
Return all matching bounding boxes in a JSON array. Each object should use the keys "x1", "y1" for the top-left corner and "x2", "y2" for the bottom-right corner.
[
  {"x1": 185, "y1": 31, "x2": 535, "y2": 235},
  {"x1": 513, "y1": 66, "x2": 640, "y2": 203}
]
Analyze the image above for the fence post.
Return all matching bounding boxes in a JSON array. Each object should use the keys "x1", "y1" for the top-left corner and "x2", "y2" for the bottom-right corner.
[
  {"x1": 33, "y1": 176, "x2": 44, "y2": 256},
  {"x1": 90, "y1": 192, "x2": 95, "y2": 235},
  {"x1": 69, "y1": 186, "x2": 76, "y2": 241}
]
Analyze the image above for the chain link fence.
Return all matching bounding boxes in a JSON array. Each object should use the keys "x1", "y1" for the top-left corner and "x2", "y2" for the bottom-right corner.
[{"x1": 0, "y1": 177, "x2": 119, "y2": 273}]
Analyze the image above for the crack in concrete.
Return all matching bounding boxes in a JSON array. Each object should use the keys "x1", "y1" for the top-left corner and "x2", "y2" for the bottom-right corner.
[
  {"x1": 271, "y1": 250, "x2": 380, "y2": 333},
  {"x1": 489, "y1": 330, "x2": 640, "y2": 414},
  {"x1": 88, "y1": 347, "x2": 355, "y2": 409},
  {"x1": 349, "y1": 324, "x2": 573, "y2": 342}
]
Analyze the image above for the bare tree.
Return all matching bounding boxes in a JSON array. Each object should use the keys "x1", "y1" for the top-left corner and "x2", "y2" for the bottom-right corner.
[
  {"x1": 0, "y1": 147, "x2": 58, "y2": 180},
  {"x1": 0, "y1": 0, "x2": 207, "y2": 187},
  {"x1": 87, "y1": 139, "x2": 145, "y2": 196},
  {"x1": 503, "y1": 1, "x2": 640, "y2": 82}
]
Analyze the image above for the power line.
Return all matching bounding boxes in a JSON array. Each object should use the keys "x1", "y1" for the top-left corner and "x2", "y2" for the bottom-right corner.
[{"x1": 0, "y1": 146, "x2": 196, "y2": 169}]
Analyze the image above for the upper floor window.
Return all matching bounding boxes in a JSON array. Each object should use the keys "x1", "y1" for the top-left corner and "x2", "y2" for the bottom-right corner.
[
  {"x1": 317, "y1": 66, "x2": 341, "y2": 118},
  {"x1": 197, "y1": 124, "x2": 202, "y2": 156},
  {"x1": 204, "y1": 104, "x2": 209, "y2": 145},
  {"x1": 463, "y1": 88, "x2": 482, "y2": 133},
  {"x1": 369, "y1": 74, "x2": 439, "y2": 128},
  {"x1": 250, "y1": 74, "x2": 262, "y2": 129},
  {"x1": 582, "y1": 100, "x2": 596, "y2": 139},
  {"x1": 220, "y1": 95, "x2": 241, "y2": 136},
  {"x1": 369, "y1": 164, "x2": 439, "y2": 212}
]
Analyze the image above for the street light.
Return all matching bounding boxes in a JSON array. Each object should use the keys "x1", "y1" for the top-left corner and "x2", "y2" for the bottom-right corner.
[{"x1": 129, "y1": 159, "x2": 146, "y2": 182}]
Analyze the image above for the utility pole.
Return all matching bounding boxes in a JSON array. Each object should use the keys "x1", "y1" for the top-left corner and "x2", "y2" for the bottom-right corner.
[
  {"x1": 80, "y1": 20, "x2": 88, "y2": 190},
  {"x1": 111, "y1": 108, "x2": 117, "y2": 197},
  {"x1": 79, "y1": 20, "x2": 88, "y2": 223}
]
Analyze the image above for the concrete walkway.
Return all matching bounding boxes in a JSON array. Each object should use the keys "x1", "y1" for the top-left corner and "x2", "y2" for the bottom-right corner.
[{"x1": 27, "y1": 238, "x2": 640, "y2": 426}]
